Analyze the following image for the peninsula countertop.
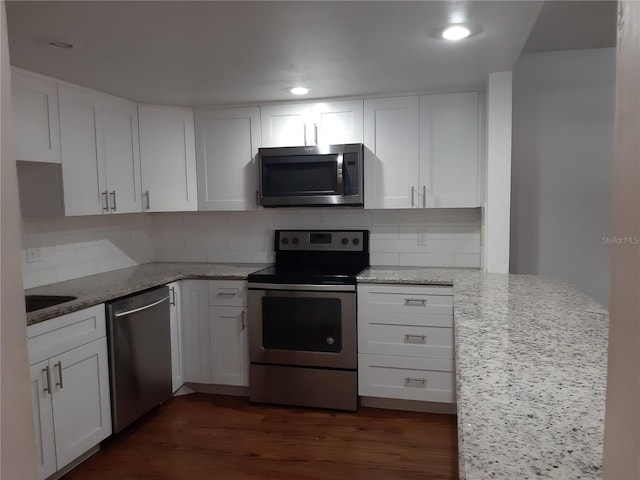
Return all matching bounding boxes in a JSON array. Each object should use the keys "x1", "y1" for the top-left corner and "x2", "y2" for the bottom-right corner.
[
  {"x1": 26, "y1": 263, "x2": 608, "y2": 479},
  {"x1": 359, "y1": 266, "x2": 608, "y2": 480}
]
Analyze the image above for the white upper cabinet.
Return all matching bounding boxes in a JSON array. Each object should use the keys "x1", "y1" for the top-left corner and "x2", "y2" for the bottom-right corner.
[
  {"x1": 138, "y1": 105, "x2": 198, "y2": 212},
  {"x1": 260, "y1": 103, "x2": 309, "y2": 147},
  {"x1": 261, "y1": 100, "x2": 363, "y2": 147},
  {"x1": 195, "y1": 106, "x2": 261, "y2": 211},
  {"x1": 101, "y1": 97, "x2": 143, "y2": 213},
  {"x1": 59, "y1": 85, "x2": 142, "y2": 216},
  {"x1": 58, "y1": 85, "x2": 105, "y2": 216},
  {"x1": 11, "y1": 69, "x2": 62, "y2": 164},
  {"x1": 364, "y1": 93, "x2": 482, "y2": 209},
  {"x1": 311, "y1": 100, "x2": 364, "y2": 145},
  {"x1": 364, "y1": 96, "x2": 420, "y2": 209},
  {"x1": 420, "y1": 92, "x2": 481, "y2": 207}
]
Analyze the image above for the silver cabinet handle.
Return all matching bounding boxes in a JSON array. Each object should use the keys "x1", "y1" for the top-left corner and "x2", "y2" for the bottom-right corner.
[
  {"x1": 102, "y1": 191, "x2": 109, "y2": 212},
  {"x1": 314, "y1": 124, "x2": 318, "y2": 145},
  {"x1": 217, "y1": 292, "x2": 237, "y2": 298},
  {"x1": 404, "y1": 334, "x2": 427, "y2": 344},
  {"x1": 411, "y1": 186, "x2": 415, "y2": 207},
  {"x1": 144, "y1": 191, "x2": 151, "y2": 210},
  {"x1": 43, "y1": 366, "x2": 52, "y2": 394},
  {"x1": 303, "y1": 123, "x2": 307, "y2": 146},
  {"x1": 405, "y1": 377, "x2": 427, "y2": 388},
  {"x1": 423, "y1": 185, "x2": 426, "y2": 208},
  {"x1": 55, "y1": 361, "x2": 63, "y2": 389},
  {"x1": 404, "y1": 298, "x2": 427, "y2": 306},
  {"x1": 241, "y1": 311, "x2": 246, "y2": 330},
  {"x1": 256, "y1": 190, "x2": 260, "y2": 207},
  {"x1": 114, "y1": 296, "x2": 169, "y2": 318},
  {"x1": 169, "y1": 287, "x2": 176, "y2": 306},
  {"x1": 110, "y1": 191, "x2": 117, "y2": 212}
]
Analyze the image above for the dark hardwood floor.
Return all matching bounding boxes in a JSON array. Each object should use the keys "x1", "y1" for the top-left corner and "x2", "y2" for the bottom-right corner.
[{"x1": 62, "y1": 394, "x2": 458, "y2": 480}]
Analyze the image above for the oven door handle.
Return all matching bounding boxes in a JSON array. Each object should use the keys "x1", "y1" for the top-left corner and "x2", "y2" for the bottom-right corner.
[{"x1": 248, "y1": 282, "x2": 356, "y2": 292}]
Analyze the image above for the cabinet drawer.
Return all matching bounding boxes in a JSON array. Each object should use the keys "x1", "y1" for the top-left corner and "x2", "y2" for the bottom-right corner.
[
  {"x1": 27, "y1": 304, "x2": 106, "y2": 365},
  {"x1": 209, "y1": 280, "x2": 247, "y2": 307},
  {"x1": 358, "y1": 284, "x2": 453, "y2": 325},
  {"x1": 358, "y1": 354, "x2": 455, "y2": 404},
  {"x1": 359, "y1": 323, "x2": 453, "y2": 358}
]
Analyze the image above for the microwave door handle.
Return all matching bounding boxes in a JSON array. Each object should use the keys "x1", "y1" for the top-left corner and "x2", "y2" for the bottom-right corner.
[{"x1": 336, "y1": 154, "x2": 345, "y2": 195}]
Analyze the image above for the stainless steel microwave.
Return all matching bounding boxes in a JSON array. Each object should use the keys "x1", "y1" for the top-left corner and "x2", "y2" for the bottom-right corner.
[{"x1": 258, "y1": 143, "x2": 364, "y2": 207}]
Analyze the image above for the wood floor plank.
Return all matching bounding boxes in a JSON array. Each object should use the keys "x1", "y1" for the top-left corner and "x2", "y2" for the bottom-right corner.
[{"x1": 62, "y1": 394, "x2": 458, "y2": 480}]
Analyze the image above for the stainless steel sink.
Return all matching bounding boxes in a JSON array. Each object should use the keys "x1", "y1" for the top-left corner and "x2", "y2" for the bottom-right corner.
[{"x1": 25, "y1": 295, "x2": 77, "y2": 313}]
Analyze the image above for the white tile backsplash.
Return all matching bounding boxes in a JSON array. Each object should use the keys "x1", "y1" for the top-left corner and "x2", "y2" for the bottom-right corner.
[{"x1": 21, "y1": 208, "x2": 481, "y2": 289}]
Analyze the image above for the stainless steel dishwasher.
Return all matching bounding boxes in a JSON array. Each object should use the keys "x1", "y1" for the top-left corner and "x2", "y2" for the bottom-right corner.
[{"x1": 107, "y1": 286, "x2": 172, "y2": 433}]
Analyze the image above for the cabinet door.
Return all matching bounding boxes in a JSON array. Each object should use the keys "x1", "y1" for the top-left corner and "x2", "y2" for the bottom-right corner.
[
  {"x1": 180, "y1": 280, "x2": 211, "y2": 383},
  {"x1": 210, "y1": 306, "x2": 248, "y2": 387},
  {"x1": 50, "y1": 338, "x2": 111, "y2": 470},
  {"x1": 195, "y1": 107, "x2": 261, "y2": 211},
  {"x1": 30, "y1": 361, "x2": 57, "y2": 480},
  {"x1": 138, "y1": 105, "x2": 197, "y2": 212},
  {"x1": 420, "y1": 92, "x2": 481, "y2": 208},
  {"x1": 168, "y1": 282, "x2": 184, "y2": 392},
  {"x1": 363, "y1": 97, "x2": 420, "y2": 209},
  {"x1": 260, "y1": 103, "x2": 309, "y2": 147},
  {"x1": 59, "y1": 85, "x2": 106, "y2": 216},
  {"x1": 102, "y1": 97, "x2": 142, "y2": 213},
  {"x1": 12, "y1": 69, "x2": 61, "y2": 164},
  {"x1": 312, "y1": 100, "x2": 363, "y2": 145}
]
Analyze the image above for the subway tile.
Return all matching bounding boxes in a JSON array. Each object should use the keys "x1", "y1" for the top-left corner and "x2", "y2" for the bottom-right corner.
[
  {"x1": 321, "y1": 212, "x2": 372, "y2": 227},
  {"x1": 455, "y1": 253, "x2": 481, "y2": 268},
  {"x1": 152, "y1": 213, "x2": 186, "y2": 227},
  {"x1": 372, "y1": 239, "x2": 428, "y2": 253},
  {"x1": 454, "y1": 239, "x2": 482, "y2": 254},
  {"x1": 23, "y1": 269, "x2": 58, "y2": 289},
  {"x1": 399, "y1": 252, "x2": 455, "y2": 267},
  {"x1": 56, "y1": 261, "x2": 101, "y2": 282},
  {"x1": 370, "y1": 252, "x2": 400, "y2": 266},
  {"x1": 372, "y1": 210, "x2": 428, "y2": 226},
  {"x1": 183, "y1": 212, "x2": 228, "y2": 227}
]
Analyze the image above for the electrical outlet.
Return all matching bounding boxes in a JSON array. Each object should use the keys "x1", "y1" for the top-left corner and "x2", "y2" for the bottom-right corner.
[
  {"x1": 27, "y1": 247, "x2": 43, "y2": 263},
  {"x1": 418, "y1": 230, "x2": 428, "y2": 246}
]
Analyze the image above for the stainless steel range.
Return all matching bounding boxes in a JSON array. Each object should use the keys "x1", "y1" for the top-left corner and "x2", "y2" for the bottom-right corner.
[{"x1": 247, "y1": 229, "x2": 370, "y2": 411}]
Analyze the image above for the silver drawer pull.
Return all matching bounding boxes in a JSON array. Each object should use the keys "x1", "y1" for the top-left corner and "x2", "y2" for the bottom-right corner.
[
  {"x1": 43, "y1": 366, "x2": 52, "y2": 394},
  {"x1": 217, "y1": 292, "x2": 237, "y2": 298},
  {"x1": 404, "y1": 298, "x2": 427, "y2": 307},
  {"x1": 405, "y1": 377, "x2": 427, "y2": 388},
  {"x1": 55, "y1": 361, "x2": 64, "y2": 389},
  {"x1": 404, "y1": 334, "x2": 427, "y2": 344}
]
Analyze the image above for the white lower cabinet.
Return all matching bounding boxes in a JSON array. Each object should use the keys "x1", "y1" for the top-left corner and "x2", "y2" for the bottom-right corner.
[
  {"x1": 168, "y1": 282, "x2": 184, "y2": 392},
  {"x1": 357, "y1": 284, "x2": 456, "y2": 404},
  {"x1": 28, "y1": 305, "x2": 112, "y2": 480},
  {"x1": 181, "y1": 279, "x2": 249, "y2": 387}
]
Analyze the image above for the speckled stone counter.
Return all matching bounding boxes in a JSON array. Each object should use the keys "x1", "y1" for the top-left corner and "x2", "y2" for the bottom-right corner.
[
  {"x1": 25, "y1": 262, "x2": 269, "y2": 325},
  {"x1": 358, "y1": 266, "x2": 608, "y2": 480}
]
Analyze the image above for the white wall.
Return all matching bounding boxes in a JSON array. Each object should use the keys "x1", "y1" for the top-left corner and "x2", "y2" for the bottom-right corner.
[
  {"x1": 510, "y1": 48, "x2": 615, "y2": 307},
  {"x1": 0, "y1": 1, "x2": 38, "y2": 477},
  {"x1": 483, "y1": 71, "x2": 513, "y2": 273},
  {"x1": 152, "y1": 209, "x2": 481, "y2": 267},
  {"x1": 21, "y1": 214, "x2": 154, "y2": 288}
]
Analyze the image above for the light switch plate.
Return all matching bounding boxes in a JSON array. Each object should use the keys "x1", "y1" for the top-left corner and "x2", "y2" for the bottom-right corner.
[
  {"x1": 418, "y1": 230, "x2": 428, "y2": 246},
  {"x1": 27, "y1": 247, "x2": 43, "y2": 263}
]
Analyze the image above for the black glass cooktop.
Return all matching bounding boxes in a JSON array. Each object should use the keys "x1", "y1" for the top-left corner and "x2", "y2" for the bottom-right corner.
[{"x1": 247, "y1": 264, "x2": 368, "y2": 286}]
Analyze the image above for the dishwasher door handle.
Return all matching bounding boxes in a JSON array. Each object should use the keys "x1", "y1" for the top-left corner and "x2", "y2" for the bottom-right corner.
[{"x1": 114, "y1": 296, "x2": 170, "y2": 318}]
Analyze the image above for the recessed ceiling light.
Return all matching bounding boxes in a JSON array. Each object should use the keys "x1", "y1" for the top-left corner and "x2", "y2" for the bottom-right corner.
[
  {"x1": 49, "y1": 41, "x2": 74, "y2": 49},
  {"x1": 442, "y1": 25, "x2": 471, "y2": 41},
  {"x1": 290, "y1": 87, "x2": 309, "y2": 95}
]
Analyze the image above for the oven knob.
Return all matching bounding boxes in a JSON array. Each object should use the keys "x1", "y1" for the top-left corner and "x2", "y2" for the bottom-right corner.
[
  {"x1": 352, "y1": 238, "x2": 360, "y2": 245},
  {"x1": 292, "y1": 237, "x2": 299, "y2": 245},
  {"x1": 326, "y1": 336, "x2": 335, "y2": 345},
  {"x1": 282, "y1": 237, "x2": 289, "y2": 245},
  {"x1": 341, "y1": 237, "x2": 349, "y2": 245}
]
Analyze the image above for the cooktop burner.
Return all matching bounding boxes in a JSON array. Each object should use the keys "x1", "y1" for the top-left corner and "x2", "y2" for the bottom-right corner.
[{"x1": 247, "y1": 229, "x2": 370, "y2": 286}]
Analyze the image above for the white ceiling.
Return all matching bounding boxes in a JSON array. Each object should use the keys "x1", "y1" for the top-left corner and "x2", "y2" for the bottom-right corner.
[{"x1": 6, "y1": 1, "x2": 548, "y2": 107}]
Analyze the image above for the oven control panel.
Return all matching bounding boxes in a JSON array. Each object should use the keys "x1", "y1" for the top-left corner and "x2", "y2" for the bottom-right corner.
[{"x1": 277, "y1": 230, "x2": 367, "y2": 252}]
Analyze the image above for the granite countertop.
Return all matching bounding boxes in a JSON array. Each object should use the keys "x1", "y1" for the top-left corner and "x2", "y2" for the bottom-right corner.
[
  {"x1": 27, "y1": 263, "x2": 608, "y2": 479},
  {"x1": 359, "y1": 266, "x2": 609, "y2": 480},
  {"x1": 25, "y1": 262, "x2": 269, "y2": 325}
]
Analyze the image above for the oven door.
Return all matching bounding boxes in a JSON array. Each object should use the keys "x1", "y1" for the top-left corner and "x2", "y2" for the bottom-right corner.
[{"x1": 248, "y1": 286, "x2": 356, "y2": 369}]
